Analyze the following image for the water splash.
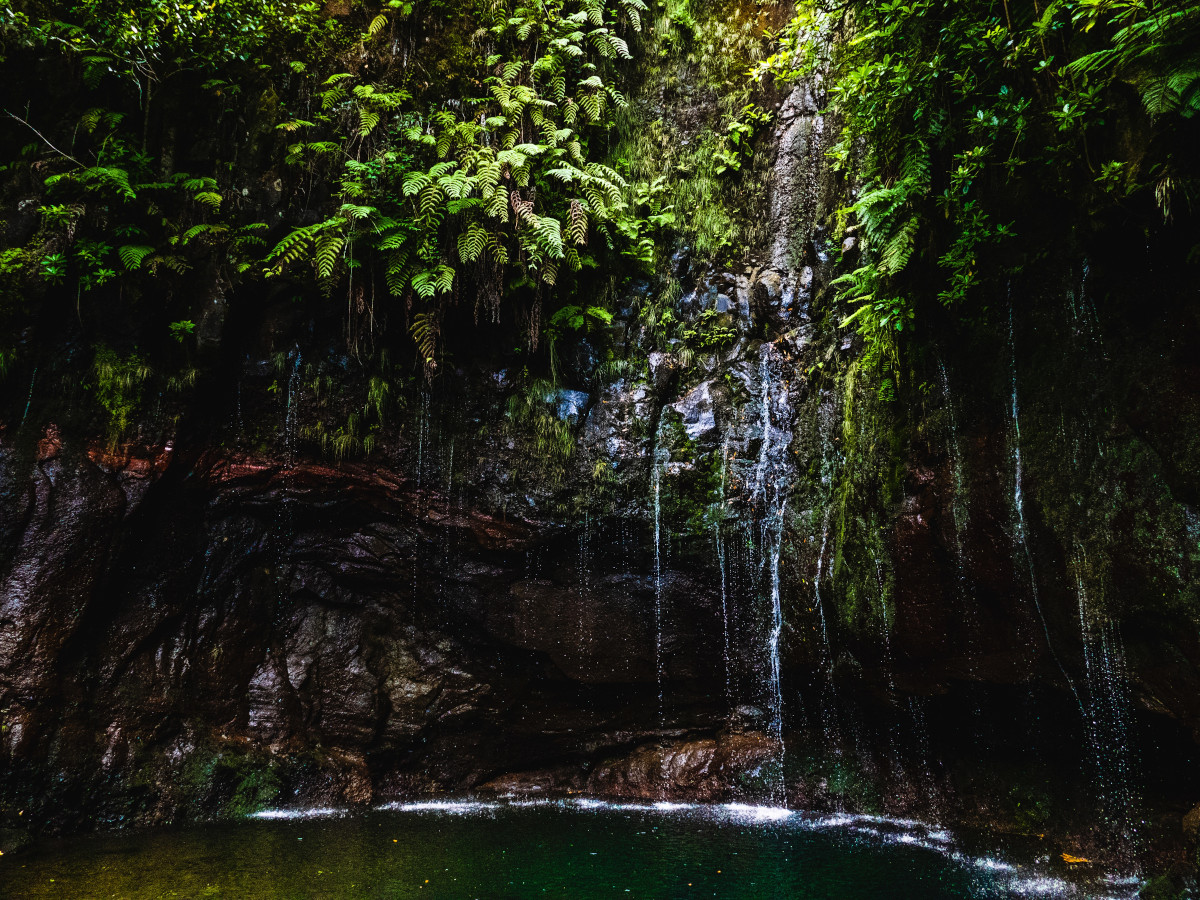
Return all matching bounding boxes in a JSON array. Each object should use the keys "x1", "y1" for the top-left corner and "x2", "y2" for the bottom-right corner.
[
  {"x1": 283, "y1": 350, "x2": 302, "y2": 469},
  {"x1": 247, "y1": 799, "x2": 1133, "y2": 898},
  {"x1": 1073, "y1": 550, "x2": 1138, "y2": 859}
]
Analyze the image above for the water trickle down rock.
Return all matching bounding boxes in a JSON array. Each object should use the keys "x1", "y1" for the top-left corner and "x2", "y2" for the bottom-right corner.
[
  {"x1": 1061, "y1": 274, "x2": 1140, "y2": 863},
  {"x1": 750, "y1": 343, "x2": 798, "y2": 806}
]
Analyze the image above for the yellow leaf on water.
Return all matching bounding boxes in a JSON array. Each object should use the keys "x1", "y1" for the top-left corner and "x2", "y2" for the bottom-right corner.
[{"x1": 1061, "y1": 853, "x2": 1090, "y2": 865}]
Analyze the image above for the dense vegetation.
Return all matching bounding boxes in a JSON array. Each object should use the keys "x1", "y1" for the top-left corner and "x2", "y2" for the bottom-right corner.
[
  {"x1": 0, "y1": 0, "x2": 780, "y2": 451},
  {"x1": 763, "y1": 0, "x2": 1200, "y2": 373},
  {"x1": 7, "y1": 0, "x2": 1195, "y2": 452},
  {"x1": 0, "y1": 0, "x2": 650, "y2": 440}
]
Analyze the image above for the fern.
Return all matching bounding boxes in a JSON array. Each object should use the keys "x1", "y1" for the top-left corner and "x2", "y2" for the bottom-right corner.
[
  {"x1": 457, "y1": 222, "x2": 489, "y2": 262},
  {"x1": 314, "y1": 231, "x2": 345, "y2": 280},
  {"x1": 533, "y1": 215, "x2": 565, "y2": 258},
  {"x1": 358, "y1": 108, "x2": 381, "y2": 136},
  {"x1": 194, "y1": 191, "x2": 223, "y2": 210},
  {"x1": 118, "y1": 244, "x2": 155, "y2": 270}
]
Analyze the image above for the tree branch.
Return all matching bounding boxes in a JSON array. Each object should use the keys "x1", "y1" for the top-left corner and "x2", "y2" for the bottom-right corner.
[{"x1": 4, "y1": 109, "x2": 83, "y2": 167}]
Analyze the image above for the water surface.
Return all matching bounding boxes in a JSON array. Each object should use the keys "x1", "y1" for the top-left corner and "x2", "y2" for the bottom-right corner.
[{"x1": 0, "y1": 801, "x2": 1129, "y2": 899}]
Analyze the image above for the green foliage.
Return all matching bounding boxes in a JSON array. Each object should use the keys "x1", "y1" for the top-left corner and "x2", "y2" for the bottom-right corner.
[
  {"x1": 298, "y1": 356, "x2": 405, "y2": 461},
  {"x1": 713, "y1": 104, "x2": 773, "y2": 175},
  {"x1": 506, "y1": 375, "x2": 577, "y2": 476},
  {"x1": 264, "y1": 0, "x2": 647, "y2": 367},
  {"x1": 92, "y1": 345, "x2": 151, "y2": 445},
  {"x1": 608, "y1": 1, "x2": 774, "y2": 264},
  {"x1": 546, "y1": 303, "x2": 613, "y2": 382},
  {"x1": 764, "y1": 0, "x2": 1200, "y2": 373},
  {"x1": 15, "y1": 0, "x2": 329, "y2": 84},
  {"x1": 1069, "y1": 0, "x2": 1200, "y2": 119},
  {"x1": 681, "y1": 307, "x2": 737, "y2": 354},
  {"x1": 40, "y1": 253, "x2": 67, "y2": 283}
]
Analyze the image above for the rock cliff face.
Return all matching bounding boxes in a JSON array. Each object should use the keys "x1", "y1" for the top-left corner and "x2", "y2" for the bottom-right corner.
[{"x1": 1, "y1": 69, "x2": 1199, "y2": 877}]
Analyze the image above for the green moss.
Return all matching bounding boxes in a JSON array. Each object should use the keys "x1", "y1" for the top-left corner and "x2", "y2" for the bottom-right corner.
[
  {"x1": 656, "y1": 407, "x2": 724, "y2": 535},
  {"x1": 1008, "y1": 784, "x2": 1054, "y2": 834},
  {"x1": 828, "y1": 355, "x2": 904, "y2": 635},
  {"x1": 176, "y1": 746, "x2": 282, "y2": 819},
  {"x1": 785, "y1": 745, "x2": 884, "y2": 814},
  {"x1": 226, "y1": 761, "x2": 282, "y2": 818},
  {"x1": 605, "y1": 0, "x2": 773, "y2": 267},
  {"x1": 92, "y1": 345, "x2": 152, "y2": 447}
]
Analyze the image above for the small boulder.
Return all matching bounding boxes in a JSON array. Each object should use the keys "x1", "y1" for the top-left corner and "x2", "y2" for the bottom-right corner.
[
  {"x1": 545, "y1": 389, "x2": 589, "y2": 423},
  {"x1": 671, "y1": 380, "x2": 718, "y2": 442}
]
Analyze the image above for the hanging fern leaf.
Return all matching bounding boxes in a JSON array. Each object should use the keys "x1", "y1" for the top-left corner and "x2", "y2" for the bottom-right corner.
[
  {"x1": 181, "y1": 224, "x2": 212, "y2": 244},
  {"x1": 568, "y1": 199, "x2": 588, "y2": 245},
  {"x1": 118, "y1": 245, "x2": 155, "y2": 270},
  {"x1": 410, "y1": 311, "x2": 439, "y2": 363},
  {"x1": 266, "y1": 225, "x2": 316, "y2": 269},
  {"x1": 458, "y1": 222, "x2": 489, "y2": 262},
  {"x1": 534, "y1": 215, "x2": 564, "y2": 258},
  {"x1": 358, "y1": 108, "x2": 381, "y2": 137},
  {"x1": 314, "y1": 231, "x2": 345, "y2": 280}
]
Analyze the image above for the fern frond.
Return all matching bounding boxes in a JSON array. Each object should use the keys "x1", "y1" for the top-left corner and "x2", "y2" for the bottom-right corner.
[
  {"x1": 314, "y1": 231, "x2": 345, "y2": 280},
  {"x1": 118, "y1": 245, "x2": 155, "y2": 270}
]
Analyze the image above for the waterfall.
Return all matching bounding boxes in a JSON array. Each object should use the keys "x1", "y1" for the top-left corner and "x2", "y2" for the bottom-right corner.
[
  {"x1": 713, "y1": 435, "x2": 733, "y2": 706},
  {"x1": 812, "y1": 509, "x2": 840, "y2": 749},
  {"x1": 578, "y1": 512, "x2": 592, "y2": 657},
  {"x1": 235, "y1": 377, "x2": 245, "y2": 441},
  {"x1": 715, "y1": 523, "x2": 732, "y2": 706},
  {"x1": 416, "y1": 389, "x2": 431, "y2": 490},
  {"x1": 283, "y1": 350, "x2": 302, "y2": 469},
  {"x1": 751, "y1": 344, "x2": 794, "y2": 806},
  {"x1": 764, "y1": 499, "x2": 788, "y2": 806},
  {"x1": 1063, "y1": 271, "x2": 1139, "y2": 863},
  {"x1": 752, "y1": 354, "x2": 773, "y2": 505},
  {"x1": 937, "y1": 358, "x2": 970, "y2": 596},
  {"x1": 20, "y1": 367, "x2": 36, "y2": 428},
  {"x1": 1008, "y1": 310, "x2": 1085, "y2": 716},
  {"x1": 651, "y1": 437, "x2": 667, "y2": 723},
  {"x1": 937, "y1": 358, "x2": 982, "y2": 688},
  {"x1": 1074, "y1": 549, "x2": 1138, "y2": 858}
]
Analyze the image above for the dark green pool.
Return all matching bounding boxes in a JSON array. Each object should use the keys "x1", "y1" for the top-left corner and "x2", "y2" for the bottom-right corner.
[{"x1": 0, "y1": 801, "x2": 1127, "y2": 899}]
